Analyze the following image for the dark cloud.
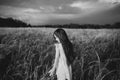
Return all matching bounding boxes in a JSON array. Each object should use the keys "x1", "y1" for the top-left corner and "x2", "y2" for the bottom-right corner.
[
  {"x1": 47, "y1": 5, "x2": 120, "y2": 25},
  {"x1": 0, "y1": 0, "x2": 75, "y2": 8},
  {"x1": 0, "y1": 0, "x2": 23, "y2": 7}
]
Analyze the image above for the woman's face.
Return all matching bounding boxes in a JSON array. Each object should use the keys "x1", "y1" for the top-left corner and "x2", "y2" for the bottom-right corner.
[{"x1": 54, "y1": 34, "x2": 60, "y2": 43}]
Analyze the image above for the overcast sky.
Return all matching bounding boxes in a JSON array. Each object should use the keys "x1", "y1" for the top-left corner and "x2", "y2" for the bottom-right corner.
[{"x1": 0, "y1": 0, "x2": 120, "y2": 25}]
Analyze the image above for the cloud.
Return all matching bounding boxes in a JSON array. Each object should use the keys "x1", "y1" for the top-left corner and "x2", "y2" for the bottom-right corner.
[
  {"x1": 22, "y1": 8, "x2": 41, "y2": 13},
  {"x1": 69, "y1": 0, "x2": 119, "y2": 12},
  {"x1": 99, "y1": 0, "x2": 120, "y2": 3},
  {"x1": 39, "y1": 6, "x2": 56, "y2": 13},
  {"x1": 69, "y1": 1, "x2": 96, "y2": 10},
  {"x1": 69, "y1": 1, "x2": 106, "y2": 16}
]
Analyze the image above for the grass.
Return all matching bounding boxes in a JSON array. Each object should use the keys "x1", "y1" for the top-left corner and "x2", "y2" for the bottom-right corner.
[{"x1": 0, "y1": 28, "x2": 120, "y2": 80}]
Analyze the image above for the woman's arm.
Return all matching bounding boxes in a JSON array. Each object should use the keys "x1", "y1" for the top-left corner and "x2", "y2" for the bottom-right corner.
[
  {"x1": 49, "y1": 44, "x2": 60, "y2": 76},
  {"x1": 52, "y1": 44, "x2": 60, "y2": 70}
]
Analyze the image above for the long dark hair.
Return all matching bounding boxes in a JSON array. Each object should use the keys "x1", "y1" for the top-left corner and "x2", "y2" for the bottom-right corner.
[{"x1": 53, "y1": 28, "x2": 75, "y2": 65}]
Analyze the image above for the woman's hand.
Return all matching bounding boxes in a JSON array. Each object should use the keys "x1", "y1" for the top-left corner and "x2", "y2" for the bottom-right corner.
[{"x1": 49, "y1": 68, "x2": 56, "y2": 76}]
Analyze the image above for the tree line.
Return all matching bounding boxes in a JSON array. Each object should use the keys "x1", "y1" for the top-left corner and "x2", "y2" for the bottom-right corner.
[
  {"x1": 0, "y1": 17, "x2": 120, "y2": 29},
  {"x1": 0, "y1": 17, "x2": 31, "y2": 27}
]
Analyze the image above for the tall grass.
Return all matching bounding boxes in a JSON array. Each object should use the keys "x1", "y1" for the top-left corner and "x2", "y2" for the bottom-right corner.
[{"x1": 0, "y1": 29, "x2": 120, "y2": 80}]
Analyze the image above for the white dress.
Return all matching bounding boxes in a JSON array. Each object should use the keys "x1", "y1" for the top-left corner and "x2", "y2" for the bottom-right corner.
[{"x1": 56, "y1": 44, "x2": 72, "y2": 80}]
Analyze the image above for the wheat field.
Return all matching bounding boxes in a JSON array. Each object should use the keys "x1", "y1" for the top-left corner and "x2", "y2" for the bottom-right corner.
[{"x1": 0, "y1": 28, "x2": 120, "y2": 80}]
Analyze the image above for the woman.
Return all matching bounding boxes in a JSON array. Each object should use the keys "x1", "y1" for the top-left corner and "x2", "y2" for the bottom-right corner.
[{"x1": 49, "y1": 28, "x2": 75, "y2": 80}]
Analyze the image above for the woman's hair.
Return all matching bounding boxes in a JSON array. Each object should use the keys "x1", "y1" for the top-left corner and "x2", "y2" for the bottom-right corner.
[{"x1": 53, "y1": 28, "x2": 75, "y2": 65}]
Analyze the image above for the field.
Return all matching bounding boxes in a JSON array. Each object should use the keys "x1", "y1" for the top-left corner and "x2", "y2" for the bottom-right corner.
[{"x1": 0, "y1": 28, "x2": 120, "y2": 80}]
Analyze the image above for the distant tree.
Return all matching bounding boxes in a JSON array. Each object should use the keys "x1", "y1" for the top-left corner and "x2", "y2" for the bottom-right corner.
[
  {"x1": 0, "y1": 17, "x2": 30, "y2": 27},
  {"x1": 112, "y1": 22, "x2": 120, "y2": 28}
]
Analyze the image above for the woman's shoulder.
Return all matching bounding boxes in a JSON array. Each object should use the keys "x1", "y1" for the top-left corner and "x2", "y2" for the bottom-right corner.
[
  {"x1": 54, "y1": 43, "x2": 61, "y2": 48},
  {"x1": 54, "y1": 43, "x2": 59, "y2": 47}
]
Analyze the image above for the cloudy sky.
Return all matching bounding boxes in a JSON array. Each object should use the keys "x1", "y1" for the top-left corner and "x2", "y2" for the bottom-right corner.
[{"x1": 0, "y1": 0, "x2": 120, "y2": 25}]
